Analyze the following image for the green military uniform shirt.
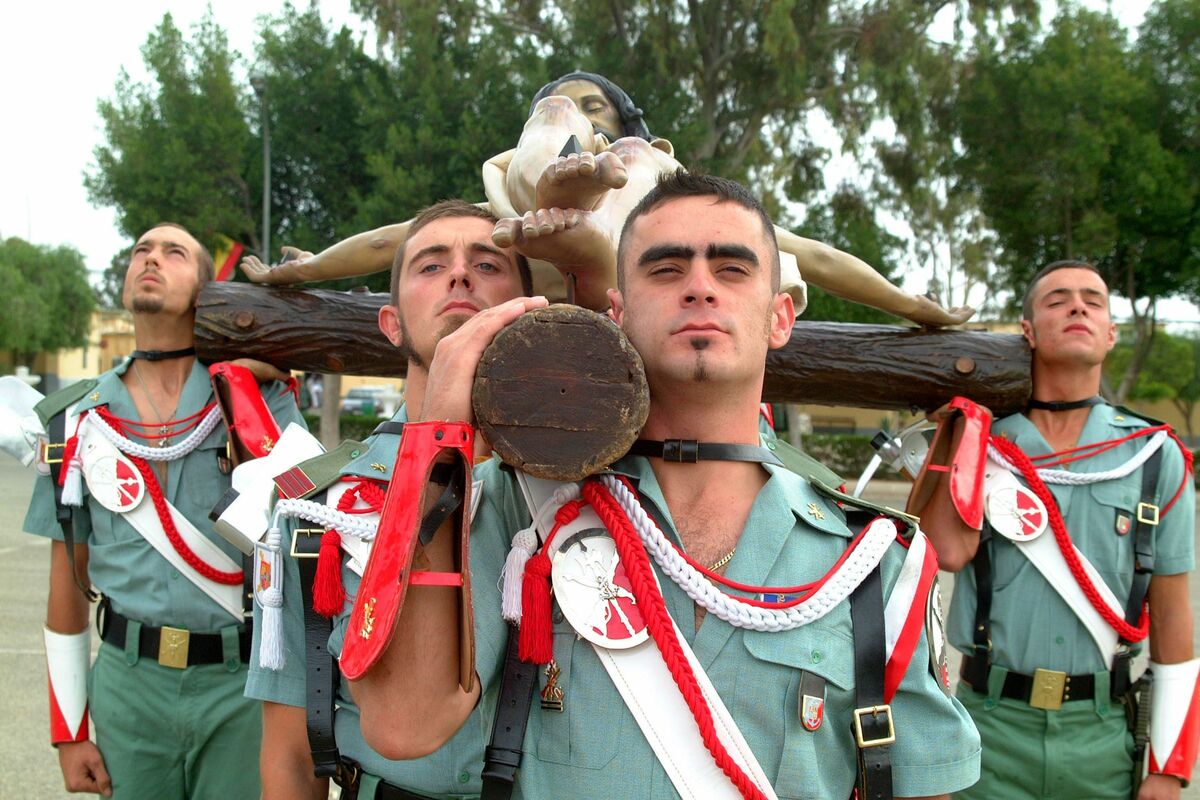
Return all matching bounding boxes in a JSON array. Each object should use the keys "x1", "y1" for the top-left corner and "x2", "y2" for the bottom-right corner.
[
  {"x1": 23, "y1": 359, "x2": 305, "y2": 632},
  {"x1": 246, "y1": 406, "x2": 496, "y2": 797},
  {"x1": 947, "y1": 404, "x2": 1196, "y2": 676}
]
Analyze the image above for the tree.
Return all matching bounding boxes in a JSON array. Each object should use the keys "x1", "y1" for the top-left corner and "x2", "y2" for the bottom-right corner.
[
  {"x1": 1106, "y1": 329, "x2": 1200, "y2": 442},
  {"x1": 0, "y1": 238, "x2": 95, "y2": 367},
  {"x1": 353, "y1": 0, "x2": 1032, "y2": 222},
  {"x1": 795, "y1": 185, "x2": 904, "y2": 324},
  {"x1": 956, "y1": 8, "x2": 1200, "y2": 401},
  {"x1": 85, "y1": 13, "x2": 258, "y2": 252}
]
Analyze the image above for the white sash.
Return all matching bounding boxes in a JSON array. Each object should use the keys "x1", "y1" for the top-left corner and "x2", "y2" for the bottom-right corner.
[
  {"x1": 517, "y1": 472, "x2": 777, "y2": 800},
  {"x1": 985, "y1": 460, "x2": 1122, "y2": 666},
  {"x1": 78, "y1": 422, "x2": 243, "y2": 621}
]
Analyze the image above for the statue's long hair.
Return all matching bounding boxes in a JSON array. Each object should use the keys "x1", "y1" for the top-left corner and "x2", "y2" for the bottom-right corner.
[{"x1": 529, "y1": 71, "x2": 654, "y2": 142}]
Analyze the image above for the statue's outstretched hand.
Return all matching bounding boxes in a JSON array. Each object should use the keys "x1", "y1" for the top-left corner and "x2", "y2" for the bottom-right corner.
[
  {"x1": 240, "y1": 246, "x2": 315, "y2": 285},
  {"x1": 908, "y1": 294, "x2": 976, "y2": 328}
]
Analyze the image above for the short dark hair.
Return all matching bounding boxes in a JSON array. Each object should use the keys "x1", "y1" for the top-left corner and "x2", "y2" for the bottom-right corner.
[
  {"x1": 616, "y1": 170, "x2": 780, "y2": 292},
  {"x1": 146, "y1": 221, "x2": 214, "y2": 289},
  {"x1": 1021, "y1": 260, "x2": 1107, "y2": 320},
  {"x1": 530, "y1": 71, "x2": 654, "y2": 141},
  {"x1": 390, "y1": 200, "x2": 532, "y2": 304}
]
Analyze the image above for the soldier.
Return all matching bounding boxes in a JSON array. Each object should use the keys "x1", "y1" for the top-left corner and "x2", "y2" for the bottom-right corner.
[
  {"x1": 246, "y1": 200, "x2": 534, "y2": 798},
  {"x1": 24, "y1": 222, "x2": 304, "y2": 798},
  {"x1": 344, "y1": 172, "x2": 981, "y2": 799},
  {"x1": 912, "y1": 261, "x2": 1197, "y2": 799}
]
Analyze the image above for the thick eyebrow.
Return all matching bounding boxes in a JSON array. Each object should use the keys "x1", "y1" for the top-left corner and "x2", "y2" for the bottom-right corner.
[
  {"x1": 408, "y1": 242, "x2": 509, "y2": 270},
  {"x1": 409, "y1": 244, "x2": 450, "y2": 265},
  {"x1": 706, "y1": 243, "x2": 759, "y2": 267},
  {"x1": 470, "y1": 242, "x2": 507, "y2": 261},
  {"x1": 638, "y1": 244, "x2": 696, "y2": 267}
]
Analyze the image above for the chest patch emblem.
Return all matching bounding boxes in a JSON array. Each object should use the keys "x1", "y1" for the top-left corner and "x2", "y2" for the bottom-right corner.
[
  {"x1": 798, "y1": 671, "x2": 827, "y2": 731},
  {"x1": 86, "y1": 451, "x2": 145, "y2": 513},
  {"x1": 985, "y1": 483, "x2": 1048, "y2": 542},
  {"x1": 1115, "y1": 513, "x2": 1132, "y2": 536},
  {"x1": 552, "y1": 528, "x2": 648, "y2": 649}
]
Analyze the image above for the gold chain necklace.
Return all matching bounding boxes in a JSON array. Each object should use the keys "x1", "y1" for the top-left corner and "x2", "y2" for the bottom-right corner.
[{"x1": 707, "y1": 546, "x2": 736, "y2": 572}]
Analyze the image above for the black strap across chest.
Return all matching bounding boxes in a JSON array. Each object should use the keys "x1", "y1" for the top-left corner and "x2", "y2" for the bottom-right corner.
[
  {"x1": 48, "y1": 410, "x2": 97, "y2": 601},
  {"x1": 296, "y1": 490, "x2": 342, "y2": 778},
  {"x1": 480, "y1": 625, "x2": 539, "y2": 799},
  {"x1": 849, "y1": 519, "x2": 893, "y2": 800}
]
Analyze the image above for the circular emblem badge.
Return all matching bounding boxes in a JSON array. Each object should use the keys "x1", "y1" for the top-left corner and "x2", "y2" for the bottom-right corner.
[
  {"x1": 551, "y1": 528, "x2": 649, "y2": 649},
  {"x1": 926, "y1": 577, "x2": 950, "y2": 693},
  {"x1": 985, "y1": 484, "x2": 1048, "y2": 541},
  {"x1": 86, "y1": 451, "x2": 145, "y2": 513}
]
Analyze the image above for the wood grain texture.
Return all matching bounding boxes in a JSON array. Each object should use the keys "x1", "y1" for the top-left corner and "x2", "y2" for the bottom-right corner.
[
  {"x1": 196, "y1": 284, "x2": 1031, "y2": 414},
  {"x1": 472, "y1": 304, "x2": 649, "y2": 480}
]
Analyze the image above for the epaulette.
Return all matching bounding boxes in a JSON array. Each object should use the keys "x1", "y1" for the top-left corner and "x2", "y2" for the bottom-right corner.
[
  {"x1": 34, "y1": 379, "x2": 98, "y2": 427},
  {"x1": 1111, "y1": 404, "x2": 1170, "y2": 428},
  {"x1": 771, "y1": 438, "x2": 844, "y2": 489},
  {"x1": 273, "y1": 439, "x2": 366, "y2": 501},
  {"x1": 810, "y1": 477, "x2": 919, "y2": 531}
]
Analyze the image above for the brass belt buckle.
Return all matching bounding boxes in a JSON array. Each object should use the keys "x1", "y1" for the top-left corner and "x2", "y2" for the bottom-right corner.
[
  {"x1": 158, "y1": 626, "x2": 190, "y2": 669},
  {"x1": 852, "y1": 704, "x2": 896, "y2": 748},
  {"x1": 1029, "y1": 668, "x2": 1067, "y2": 710},
  {"x1": 290, "y1": 528, "x2": 326, "y2": 559}
]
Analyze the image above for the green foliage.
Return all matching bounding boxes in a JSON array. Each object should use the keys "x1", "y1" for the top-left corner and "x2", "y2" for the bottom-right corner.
[
  {"x1": 801, "y1": 432, "x2": 901, "y2": 481},
  {"x1": 957, "y1": 8, "x2": 1200, "y2": 306},
  {"x1": 795, "y1": 185, "x2": 903, "y2": 323},
  {"x1": 0, "y1": 238, "x2": 95, "y2": 363},
  {"x1": 302, "y1": 411, "x2": 380, "y2": 442},
  {"x1": 85, "y1": 13, "x2": 257, "y2": 252},
  {"x1": 1107, "y1": 329, "x2": 1200, "y2": 441}
]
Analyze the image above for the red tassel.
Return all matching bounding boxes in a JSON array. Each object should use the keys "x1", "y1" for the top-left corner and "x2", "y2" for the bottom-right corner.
[
  {"x1": 518, "y1": 552, "x2": 554, "y2": 664},
  {"x1": 57, "y1": 436, "x2": 79, "y2": 487},
  {"x1": 312, "y1": 530, "x2": 346, "y2": 617}
]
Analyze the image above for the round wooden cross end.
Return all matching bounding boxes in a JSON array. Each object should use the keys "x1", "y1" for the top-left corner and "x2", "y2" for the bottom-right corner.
[{"x1": 473, "y1": 304, "x2": 649, "y2": 481}]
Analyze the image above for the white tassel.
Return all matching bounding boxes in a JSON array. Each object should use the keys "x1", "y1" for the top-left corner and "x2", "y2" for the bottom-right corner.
[
  {"x1": 500, "y1": 527, "x2": 539, "y2": 623},
  {"x1": 498, "y1": 482, "x2": 582, "y2": 624},
  {"x1": 255, "y1": 524, "x2": 286, "y2": 670},
  {"x1": 60, "y1": 437, "x2": 84, "y2": 507}
]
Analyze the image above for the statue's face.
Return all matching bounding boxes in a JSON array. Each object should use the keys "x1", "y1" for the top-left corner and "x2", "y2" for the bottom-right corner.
[{"x1": 551, "y1": 79, "x2": 622, "y2": 140}]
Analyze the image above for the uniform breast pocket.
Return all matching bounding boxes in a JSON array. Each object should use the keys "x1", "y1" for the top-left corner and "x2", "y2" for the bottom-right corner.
[
  {"x1": 534, "y1": 626, "x2": 625, "y2": 770},
  {"x1": 743, "y1": 624, "x2": 857, "y2": 800},
  {"x1": 1087, "y1": 481, "x2": 1138, "y2": 576}
]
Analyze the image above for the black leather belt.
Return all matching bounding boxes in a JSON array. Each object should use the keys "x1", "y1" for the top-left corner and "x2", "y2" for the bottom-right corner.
[
  {"x1": 961, "y1": 655, "x2": 1100, "y2": 706},
  {"x1": 97, "y1": 601, "x2": 250, "y2": 668}
]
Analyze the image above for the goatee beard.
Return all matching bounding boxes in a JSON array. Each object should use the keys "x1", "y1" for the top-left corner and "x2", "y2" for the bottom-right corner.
[{"x1": 131, "y1": 296, "x2": 164, "y2": 314}]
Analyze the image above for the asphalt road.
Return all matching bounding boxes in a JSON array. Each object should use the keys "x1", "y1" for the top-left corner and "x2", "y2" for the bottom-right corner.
[{"x1": 1, "y1": 455, "x2": 1197, "y2": 798}]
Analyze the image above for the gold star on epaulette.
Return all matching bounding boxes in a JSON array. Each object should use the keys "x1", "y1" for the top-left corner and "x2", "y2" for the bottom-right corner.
[
  {"x1": 89, "y1": 391, "x2": 100, "y2": 402},
  {"x1": 370, "y1": 463, "x2": 387, "y2": 472}
]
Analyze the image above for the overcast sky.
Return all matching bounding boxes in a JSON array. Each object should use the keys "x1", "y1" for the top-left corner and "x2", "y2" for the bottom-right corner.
[{"x1": 1, "y1": 1, "x2": 1192, "y2": 326}]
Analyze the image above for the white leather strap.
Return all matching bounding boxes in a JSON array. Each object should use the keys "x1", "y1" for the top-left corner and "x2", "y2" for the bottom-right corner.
[
  {"x1": 79, "y1": 423, "x2": 243, "y2": 620},
  {"x1": 518, "y1": 472, "x2": 777, "y2": 800},
  {"x1": 984, "y1": 460, "x2": 1122, "y2": 666}
]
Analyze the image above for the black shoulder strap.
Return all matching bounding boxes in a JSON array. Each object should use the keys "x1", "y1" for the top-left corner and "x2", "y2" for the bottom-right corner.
[
  {"x1": 963, "y1": 527, "x2": 994, "y2": 690},
  {"x1": 480, "y1": 625, "x2": 539, "y2": 800},
  {"x1": 47, "y1": 410, "x2": 96, "y2": 601},
  {"x1": 850, "y1": 563, "x2": 893, "y2": 800},
  {"x1": 1114, "y1": 447, "x2": 1163, "y2": 697},
  {"x1": 296, "y1": 490, "x2": 341, "y2": 778}
]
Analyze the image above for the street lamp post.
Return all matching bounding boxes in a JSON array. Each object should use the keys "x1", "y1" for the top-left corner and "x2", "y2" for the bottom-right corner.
[{"x1": 250, "y1": 71, "x2": 270, "y2": 262}]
